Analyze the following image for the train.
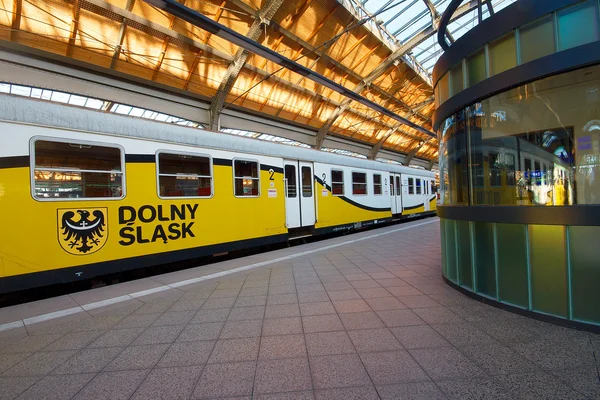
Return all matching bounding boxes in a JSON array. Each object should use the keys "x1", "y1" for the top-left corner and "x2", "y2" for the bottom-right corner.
[{"x1": 0, "y1": 95, "x2": 436, "y2": 294}]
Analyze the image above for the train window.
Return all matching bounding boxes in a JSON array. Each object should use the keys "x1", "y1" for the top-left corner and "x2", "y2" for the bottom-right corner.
[
  {"x1": 506, "y1": 154, "x2": 516, "y2": 186},
  {"x1": 408, "y1": 177, "x2": 414, "y2": 194},
  {"x1": 373, "y1": 174, "x2": 382, "y2": 195},
  {"x1": 395, "y1": 176, "x2": 401, "y2": 196},
  {"x1": 431, "y1": 181, "x2": 437, "y2": 193},
  {"x1": 157, "y1": 152, "x2": 212, "y2": 198},
  {"x1": 390, "y1": 176, "x2": 395, "y2": 195},
  {"x1": 534, "y1": 161, "x2": 541, "y2": 186},
  {"x1": 285, "y1": 165, "x2": 297, "y2": 198},
  {"x1": 234, "y1": 159, "x2": 260, "y2": 197},
  {"x1": 524, "y1": 158, "x2": 532, "y2": 185},
  {"x1": 416, "y1": 179, "x2": 422, "y2": 194},
  {"x1": 490, "y1": 152, "x2": 502, "y2": 187},
  {"x1": 302, "y1": 166, "x2": 312, "y2": 197},
  {"x1": 524, "y1": 158, "x2": 531, "y2": 171},
  {"x1": 352, "y1": 172, "x2": 367, "y2": 195},
  {"x1": 33, "y1": 139, "x2": 124, "y2": 200},
  {"x1": 331, "y1": 169, "x2": 344, "y2": 195},
  {"x1": 424, "y1": 180, "x2": 428, "y2": 195}
]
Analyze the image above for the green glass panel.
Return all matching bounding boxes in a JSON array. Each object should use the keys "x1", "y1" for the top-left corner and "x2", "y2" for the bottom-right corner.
[
  {"x1": 489, "y1": 33, "x2": 516, "y2": 76},
  {"x1": 445, "y1": 219, "x2": 458, "y2": 283},
  {"x1": 474, "y1": 222, "x2": 496, "y2": 298},
  {"x1": 456, "y1": 220, "x2": 473, "y2": 289},
  {"x1": 558, "y1": 1, "x2": 599, "y2": 51},
  {"x1": 438, "y1": 73, "x2": 450, "y2": 104},
  {"x1": 529, "y1": 225, "x2": 568, "y2": 317},
  {"x1": 496, "y1": 223, "x2": 528, "y2": 307},
  {"x1": 440, "y1": 219, "x2": 448, "y2": 278},
  {"x1": 569, "y1": 226, "x2": 600, "y2": 324},
  {"x1": 520, "y1": 16, "x2": 555, "y2": 64},
  {"x1": 467, "y1": 49, "x2": 486, "y2": 87},
  {"x1": 449, "y1": 63, "x2": 464, "y2": 96}
]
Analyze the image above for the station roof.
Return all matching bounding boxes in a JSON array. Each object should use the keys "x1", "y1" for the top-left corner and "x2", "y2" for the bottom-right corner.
[{"x1": 0, "y1": 0, "x2": 514, "y2": 161}]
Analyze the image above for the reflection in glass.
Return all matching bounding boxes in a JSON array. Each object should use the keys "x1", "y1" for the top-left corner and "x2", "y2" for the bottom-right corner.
[
  {"x1": 557, "y1": 0, "x2": 599, "y2": 51},
  {"x1": 158, "y1": 153, "x2": 212, "y2": 197},
  {"x1": 449, "y1": 63, "x2": 464, "y2": 97},
  {"x1": 373, "y1": 174, "x2": 382, "y2": 195},
  {"x1": 34, "y1": 140, "x2": 123, "y2": 199},
  {"x1": 439, "y1": 64, "x2": 600, "y2": 205},
  {"x1": 438, "y1": 73, "x2": 450, "y2": 104},
  {"x1": 352, "y1": 172, "x2": 367, "y2": 195},
  {"x1": 467, "y1": 49, "x2": 486, "y2": 87},
  {"x1": 331, "y1": 169, "x2": 344, "y2": 195},
  {"x1": 34, "y1": 171, "x2": 122, "y2": 199},
  {"x1": 234, "y1": 160, "x2": 259, "y2": 196},
  {"x1": 301, "y1": 166, "x2": 312, "y2": 197},
  {"x1": 488, "y1": 33, "x2": 516, "y2": 76},
  {"x1": 520, "y1": 16, "x2": 555, "y2": 64},
  {"x1": 285, "y1": 165, "x2": 297, "y2": 198},
  {"x1": 440, "y1": 109, "x2": 469, "y2": 204}
]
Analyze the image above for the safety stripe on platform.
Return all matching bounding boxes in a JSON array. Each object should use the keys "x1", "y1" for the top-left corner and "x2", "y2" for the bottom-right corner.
[{"x1": 0, "y1": 219, "x2": 438, "y2": 332}]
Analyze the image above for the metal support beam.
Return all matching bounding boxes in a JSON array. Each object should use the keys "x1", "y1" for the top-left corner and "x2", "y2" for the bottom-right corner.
[
  {"x1": 438, "y1": 0, "x2": 486, "y2": 50},
  {"x1": 486, "y1": 0, "x2": 494, "y2": 15},
  {"x1": 422, "y1": 0, "x2": 454, "y2": 43},
  {"x1": 183, "y1": 0, "x2": 227, "y2": 90},
  {"x1": 11, "y1": 0, "x2": 22, "y2": 41},
  {"x1": 110, "y1": 0, "x2": 136, "y2": 69},
  {"x1": 67, "y1": 0, "x2": 81, "y2": 57},
  {"x1": 102, "y1": 101, "x2": 114, "y2": 112},
  {"x1": 208, "y1": 0, "x2": 285, "y2": 130},
  {"x1": 151, "y1": 2, "x2": 183, "y2": 81},
  {"x1": 410, "y1": 97, "x2": 435, "y2": 110},
  {"x1": 404, "y1": 140, "x2": 429, "y2": 165},
  {"x1": 426, "y1": 159, "x2": 435, "y2": 170},
  {"x1": 368, "y1": 126, "x2": 399, "y2": 159}
]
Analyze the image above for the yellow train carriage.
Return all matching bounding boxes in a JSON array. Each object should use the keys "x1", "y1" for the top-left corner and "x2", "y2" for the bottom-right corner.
[{"x1": 0, "y1": 95, "x2": 436, "y2": 293}]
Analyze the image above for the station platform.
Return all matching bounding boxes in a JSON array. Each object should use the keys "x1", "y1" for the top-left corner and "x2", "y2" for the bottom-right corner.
[{"x1": 0, "y1": 218, "x2": 598, "y2": 400}]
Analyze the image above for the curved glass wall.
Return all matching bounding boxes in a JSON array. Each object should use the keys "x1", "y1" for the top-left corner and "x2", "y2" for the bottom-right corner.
[
  {"x1": 438, "y1": 63, "x2": 600, "y2": 327},
  {"x1": 439, "y1": 63, "x2": 600, "y2": 206}
]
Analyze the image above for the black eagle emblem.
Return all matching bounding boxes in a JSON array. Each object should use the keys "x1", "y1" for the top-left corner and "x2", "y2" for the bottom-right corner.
[{"x1": 61, "y1": 210, "x2": 106, "y2": 254}]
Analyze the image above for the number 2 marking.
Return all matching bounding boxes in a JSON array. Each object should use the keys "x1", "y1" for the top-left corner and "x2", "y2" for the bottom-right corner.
[
  {"x1": 322, "y1": 173, "x2": 327, "y2": 185},
  {"x1": 269, "y1": 169, "x2": 274, "y2": 180}
]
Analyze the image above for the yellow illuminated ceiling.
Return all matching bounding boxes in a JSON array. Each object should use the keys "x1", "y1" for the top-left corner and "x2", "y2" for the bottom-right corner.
[{"x1": 0, "y1": 0, "x2": 439, "y2": 160}]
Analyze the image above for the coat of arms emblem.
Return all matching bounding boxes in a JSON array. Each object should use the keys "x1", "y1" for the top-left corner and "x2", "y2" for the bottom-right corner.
[{"x1": 57, "y1": 208, "x2": 108, "y2": 255}]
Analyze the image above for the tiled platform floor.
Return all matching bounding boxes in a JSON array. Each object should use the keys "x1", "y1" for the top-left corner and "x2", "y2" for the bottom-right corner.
[{"x1": 0, "y1": 218, "x2": 599, "y2": 399}]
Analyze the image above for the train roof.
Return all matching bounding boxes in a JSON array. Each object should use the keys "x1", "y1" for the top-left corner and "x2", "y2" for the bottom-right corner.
[{"x1": 2, "y1": 94, "x2": 434, "y2": 177}]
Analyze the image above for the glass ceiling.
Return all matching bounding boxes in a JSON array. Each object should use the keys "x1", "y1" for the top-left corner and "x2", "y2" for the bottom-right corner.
[{"x1": 350, "y1": 0, "x2": 517, "y2": 75}]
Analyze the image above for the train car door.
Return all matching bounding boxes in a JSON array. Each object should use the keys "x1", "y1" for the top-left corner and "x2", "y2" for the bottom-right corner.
[
  {"x1": 423, "y1": 178, "x2": 430, "y2": 211},
  {"x1": 390, "y1": 174, "x2": 398, "y2": 215},
  {"x1": 284, "y1": 160, "x2": 316, "y2": 228},
  {"x1": 299, "y1": 161, "x2": 316, "y2": 226},
  {"x1": 284, "y1": 161, "x2": 301, "y2": 228},
  {"x1": 390, "y1": 173, "x2": 402, "y2": 215},
  {"x1": 394, "y1": 175, "x2": 403, "y2": 213}
]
